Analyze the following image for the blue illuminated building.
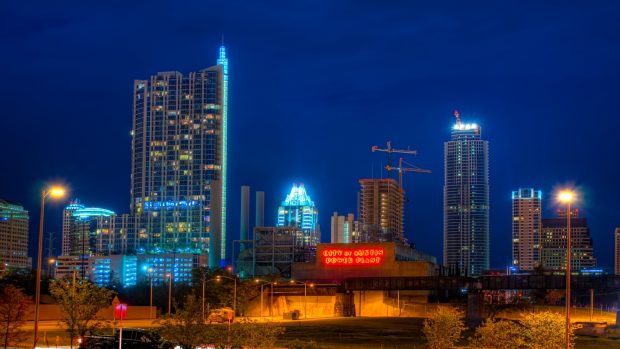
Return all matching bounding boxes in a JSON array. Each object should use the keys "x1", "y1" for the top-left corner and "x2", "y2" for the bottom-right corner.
[
  {"x1": 70, "y1": 207, "x2": 116, "y2": 257},
  {"x1": 89, "y1": 255, "x2": 137, "y2": 288},
  {"x1": 130, "y1": 44, "x2": 229, "y2": 269},
  {"x1": 444, "y1": 111, "x2": 489, "y2": 276},
  {"x1": 277, "y1": 183, "x2": 320, "y2": 246}
]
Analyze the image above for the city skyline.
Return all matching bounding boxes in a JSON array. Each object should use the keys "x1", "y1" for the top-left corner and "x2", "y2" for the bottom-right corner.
[{"x1": 2, "y1": 2, "x2": 620, "y2": 271}]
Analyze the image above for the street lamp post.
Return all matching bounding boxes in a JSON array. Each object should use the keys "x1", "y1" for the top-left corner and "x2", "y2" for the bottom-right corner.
[
  {"x1": 559, "y1": 190, "x2": 574, "y2": 349},
  {"x1": 255, "y1": 279, "x2": 275, "y2": 319},
  {"x1": 290, "y1": 280, "x2": 310, "y2": 319},
  {"x1": 33, "y1": 185, "x2": 66, "y2": 349}
]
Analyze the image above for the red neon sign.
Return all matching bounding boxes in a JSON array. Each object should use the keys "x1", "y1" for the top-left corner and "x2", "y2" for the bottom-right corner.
[{"x1": 322, "y1": 247, "x2": 385, "y2": 266}]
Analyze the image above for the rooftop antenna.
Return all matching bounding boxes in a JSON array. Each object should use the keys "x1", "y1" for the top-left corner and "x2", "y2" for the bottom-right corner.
[{"x1": 454, "y1": 110, "x2": 462, "y2": 126}]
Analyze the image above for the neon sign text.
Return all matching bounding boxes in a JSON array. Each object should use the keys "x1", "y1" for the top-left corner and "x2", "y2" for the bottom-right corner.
[{"x1": 322, "y1": 247, "x2": 385, "y2": 266}]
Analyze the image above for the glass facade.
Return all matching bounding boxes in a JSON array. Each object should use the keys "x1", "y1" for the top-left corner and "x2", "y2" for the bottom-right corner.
[
  {"x1": 277, "y1": 183, "x2": 319, "y2": 246},
  {"x1": 131, "y1": 46, "x2": 228, "y2": 268},
  {"x1": 444, "y1": 120, "x2": 489, "y2": 276}
]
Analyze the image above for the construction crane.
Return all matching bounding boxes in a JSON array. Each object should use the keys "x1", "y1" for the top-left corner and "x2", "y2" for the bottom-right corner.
[
  {"x1": 371, "y1": 141, "x2": 431, "y2": 190},
  {"x1": 371, "y1": 141, "x2": 417, "y2": 169},
  {"x1": 385, "y1": 157, "x2": 431, "y2": 190}
]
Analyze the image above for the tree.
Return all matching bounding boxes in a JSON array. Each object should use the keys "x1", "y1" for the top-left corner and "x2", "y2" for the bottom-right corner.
[
  {"x1": 471, "y1": 319, "x2": 525, "y2": 349},
  {"x1": 156, "y1": 294, "x2": 210, "y2": 349},
  {"x1": 0, "y1": 285, "x2": 31, "y2": 348},
  {"x1": 422, "y1": 306, "x2": 465, "y2": 349},
  {"x1": 234, "y1": 319, "x2": 284, "y2": 349},
  {"x1": 49, "y1": 278, "x2": 115, "y2": 348},
  {"x1": 521, "y1": 311, "x2": 577, "y2": 349}
]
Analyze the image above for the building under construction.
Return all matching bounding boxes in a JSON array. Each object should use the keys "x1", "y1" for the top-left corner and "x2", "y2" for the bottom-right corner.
[{"x1": 358, "y1": 178, "x2": 405, "y2": 244}]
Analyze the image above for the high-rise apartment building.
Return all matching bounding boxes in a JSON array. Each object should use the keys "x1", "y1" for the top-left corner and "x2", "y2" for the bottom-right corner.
[
  {"x1": 615, "y1": 228, "x2": 620, "y2": 275},
  {"x1": 62, "y1": 200, "x2": 84, "y2": 256},
  {"x1": 541, "y1": 212, "x2": 596, "y2": 271},
  {"x1": 444, "y1": 113, "x2": 489, "y2": 276},
  {"x1": 277, "y1": 183, "x2": 319, "y2": 246},
  {"x1": 0, "y1": 199, "x2": 30, "y2": 269},
  {"x1": 130, "y1": 45, "x2": 229, "y2": 268},
  {"x1": 358, "y1": 178, "x2": 404, "y2": 243},
  {"x1": 511, "y1": 188, "x2": 542, "y2": 271}
]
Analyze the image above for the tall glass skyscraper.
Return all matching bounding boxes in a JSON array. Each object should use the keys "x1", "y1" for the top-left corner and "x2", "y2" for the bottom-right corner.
[
  {"x1": 277, "y1": 183, "x2": 320, "y2": 246},
  {"x1": 443, "y1": 113, "x2": 489, "y2": 276},
  {"x1": 131, "y1": 45, "x2": 228, "y2": 268}
]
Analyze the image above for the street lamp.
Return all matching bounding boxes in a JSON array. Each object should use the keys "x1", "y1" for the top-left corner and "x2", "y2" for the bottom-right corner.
[
  {"x1": 33, "y1": 184, "x2": 66, "y2": 349},
  {"x1": 254, "y1": 279, "x2": 277, "y2": 320},
  {"x1": 166, "y1": 273, "x2": 172, "y2": 316},
  {"x1": 558, "y1": 190, "x2": 574, "y2": 349},
  {"x1": 216, "y1": 274, "x2": 238, "y2": 315},
  {"x1": 289, "y1": 280, "x2": 313, "y2": 319}
]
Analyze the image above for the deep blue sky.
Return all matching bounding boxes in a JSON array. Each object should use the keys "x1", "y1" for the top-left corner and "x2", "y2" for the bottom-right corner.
[{"x1": 1, "y1": 1, "x2": 619, "y2": 270}]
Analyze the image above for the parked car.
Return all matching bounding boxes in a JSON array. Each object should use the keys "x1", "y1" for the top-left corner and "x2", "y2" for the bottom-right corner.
[
  {"x1": 78, "y1": 328, "x2": 173, "y2": 349},
  {"x1": 207, "y1": 307, "x2": 235, "y2": 323}
]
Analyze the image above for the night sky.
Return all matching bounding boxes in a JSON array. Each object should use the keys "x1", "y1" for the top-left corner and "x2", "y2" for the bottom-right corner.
[{"x1": 2, "y1": 1, "x2": 619, "y2": 270}]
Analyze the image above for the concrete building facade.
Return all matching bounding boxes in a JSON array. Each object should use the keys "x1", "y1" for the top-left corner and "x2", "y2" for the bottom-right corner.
[
  {"x1": 614, "y1": 227, "x2": 620, "y2": 275},
  {"x1": 358, "y1": 178, "x2": 404, "y2": 244},
  {"x1": 0, "y1": 199, "x2": 30, "y2": 269},
  {"x1": 511, "y1": 188, "x2": 542, "y2": 271}
]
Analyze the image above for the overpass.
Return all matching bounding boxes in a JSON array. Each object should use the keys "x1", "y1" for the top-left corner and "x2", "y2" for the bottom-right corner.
[{"x1": 340, "y1": 274, "x2": 620, "y2": 291}]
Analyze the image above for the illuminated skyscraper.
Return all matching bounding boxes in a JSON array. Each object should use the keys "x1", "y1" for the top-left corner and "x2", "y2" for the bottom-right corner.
[
  {"x1": 358, "y1": 178, "x2": 404, "y2": 243},
  {"x1": 277, "y1": 183, "x2": 319, "y2": 246},
  {"x1": 541, "y1": 212, "x2": 596, "y2": 271},
  {"x1": 511, "y1": 188, "x2": 542, "y2": 271},
  {"x1": 69, "y1": 207, "x2": 116, "y2": 257},
  {"x1": 131, "y1": 45, "x2": 229, "y2": 268},
  {"x1": 444, "y1": 112, "x2": 489, "y2": 276},
  {"x1": 62, "y1": 199, "x2": 84, "y2": 256},
  {"x1": 0, "y1": 199, "x2": 29, "y2": 269}
]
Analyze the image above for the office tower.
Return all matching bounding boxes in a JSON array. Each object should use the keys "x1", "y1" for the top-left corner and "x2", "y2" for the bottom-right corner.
[
  {"x1": 358, "y1": 178, "x2": 404, "y2": 243},
  {"x1": 615, "y1": 228, "x2": 620, "y2": 275},
  {"x1": 0, "y1": 199, "x2": 29, "y2": 269},
  {"x1": 255, "y1": 191, "x2": 265, "y2": 227},
  {"x1": 240, "y1": 186, "x2": 250, "y2": 242},
  {"x1": 541, "y1": 211, "x2": 596, "y2": 271},
  {"x1": 511, "y1": 188, "x2": 542, "y2": 271},
  {"x1": 444, "y1": 112, "x2": 489, "y2": 276},
  {"x1": 62, "y1": 199, "x2": 84, "y2": 256},
  {"x1": 277, "y1": 183, "x2": 320, "y2": 246},
  {"x1": 131, "y1": 45, "x2": 229, "y2": 268},
  {"x1": 69, "y1": 207, "x2": 116, "y2": 257},
  {"x1": 331, "y1": 212, "x2": 358, "y2": 243}
]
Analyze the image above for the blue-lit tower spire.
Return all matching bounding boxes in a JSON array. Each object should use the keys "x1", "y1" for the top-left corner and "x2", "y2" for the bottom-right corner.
[
  {"x1": 217, "y1": 42, "x2": 229, "y2": 265},
  {"x1": 277, "y1": 183, "x2": 320, "y2": 246}
]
